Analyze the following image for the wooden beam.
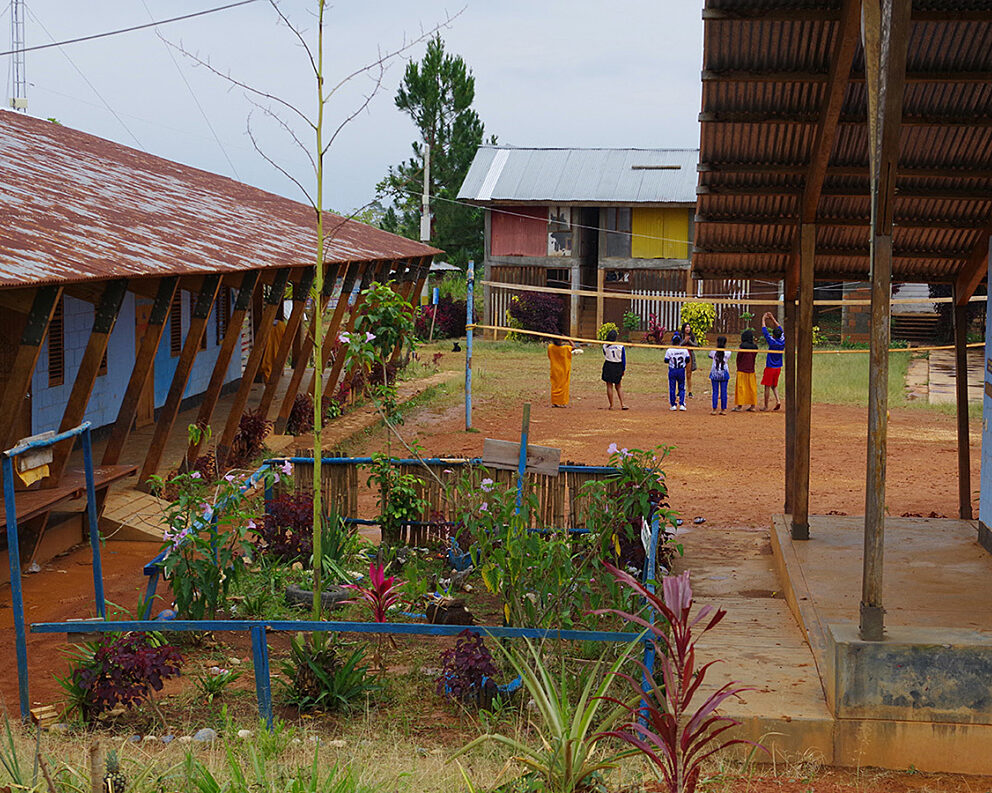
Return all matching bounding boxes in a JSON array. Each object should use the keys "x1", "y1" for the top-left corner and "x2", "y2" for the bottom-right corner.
[
  {"x1": 784, "y1": 271, "x2": 798, "y2": 515},
  {"x1": 0, "y1": 288, "x2": 40, "y2": 316},
  {"x1": 328, "y1": 260, "x2": 389, "y2": 403},
  {"x1": 702, "y1": 7, "x2": 992, "y2": 21},
  {"x1": 184, "y1": 270, "x2": 260, "y2": 466},
  {"x1": 701, "y1": 163, "x2": 992, "y2": 180},
  {"x1": 215, "y1": 268, "x2": 292, "y2": 469},
  {"x1": 48, "y1": 279, "x2": 129, "y2": 482},
  {"x1": 101, "y1": 277, "x2": 178, "y2": 467},
  {"x1": 700, "y1": 110, "x2": 992, "y2": 127},
  {"x1": 257, "y1": 266, "x2": 316, "y2": 420},
  {"x1": 0, "y1": 286, "x2": 62, "y2": 451},
  {"x1": 695, "y1": 244, "x2": 971, "y2": 260},
  {"x1": 860, "y1": 0, "x2": 911, "y2": 643},
  {"x1": 696, "y1": 214, "x2": 989, "y2": 230},
  {"x1": 700, "y1": 184, "x2": 992, "y2": 200},
  {"x1": 702, "y1": 70, "x2": 992, "y2": 84},
  {"x1": 954, "y1": 230, "x2": 990, "y2": 304},
  {"x1": 137, "y1": 275, "x2": 222, "y2": 487},
  {"x1": 272, "y1": 263, "x2": 355, "y2": 434},
  {"x1": 953, "y1": 283, "x2": 974, "y2": 520},
  {"x1": 792, "y1": 224, "x2": 815, "y2": 540}
]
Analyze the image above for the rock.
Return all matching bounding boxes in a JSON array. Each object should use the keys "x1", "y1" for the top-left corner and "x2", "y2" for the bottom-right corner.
[
  {"x1": 50, "y1": 723, "x2": 70, "y2": 734},
  {"x1": 693, "y1": 516, "x2": 705, "y2": 525},
  {"x1": 161, "y1": 735, "x2": 175, "y2": 744},
  {"x1": 143, "y1": 735, "x2": 159, "y2": 742},
  {"x1": 128, "y1": 735, "x2": 142, "y2": 743},
  {"x1": 291, "y1": 738, "x2": 302, "y2": 745},
  {"x1": 228, "y1": 657, "x2": 242, "y2": 665},
  {"x1": 291, "y1": 561, "x2": 304, "y2": 571},
  {"x1": 426, "y1": 597, "x2": 474, "y2": 625},
  {"x1": 26, "y1": 561, "x2": 41, "y2": 574},
  {"x1": 327, "y1": 739, "x2": 346, "y2": 749},
  {"x1": 307, "y1": 735, "x2": 320, "y2": 745},
  {"x1": 237, "y1": 729, "x2": 253, "y2": 739},
  {"x1": 192, "y1": 728, "x2": 219, "y2": 743},
  {"x1": 178, "y1": 736, "x2": 193, "y2": 745},
  {"x1": 463, "y1": 583, "x2": 473, "y2": 593},
  {"x1": 449, "y1": 566, "x2": 473, "y2": 590}
]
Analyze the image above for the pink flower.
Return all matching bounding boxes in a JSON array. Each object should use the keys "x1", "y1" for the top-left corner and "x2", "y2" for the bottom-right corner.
[
  {"x1": 480, "y1": 502, "x2": 488, "y2": 513},
  {"x1": 480, "y1": 477, "x2": 494, "y2": 492},
  {"x1": 365, "y1": 331, "x2": 377, "y2": 342},
  {"x1": 280, "y1": 460, "x2": 293, "y2": 476},
  {"x1": 201, "y1": 503, "x2": 213, "y2": 521},
  {"x1": 338, "y1": 332, "x2": 351, "y2": 344},
  {"x1": 607, "y1": 443, "x2": 619, "y2": 455},
  {"x1": 224, "y1": 473, "x2": 236, "y2": 483},
  {"x1": 246, "y1": 519, "x2": 257, "y2": 530},
  {"x1": 190, "y1": 471, "x2": 202, "y2": 480}
]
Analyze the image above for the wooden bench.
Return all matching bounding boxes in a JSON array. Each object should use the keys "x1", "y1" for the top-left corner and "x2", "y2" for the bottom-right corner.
[{"x1": 0, "y1": 464, "x2": 137, "y2": 529}]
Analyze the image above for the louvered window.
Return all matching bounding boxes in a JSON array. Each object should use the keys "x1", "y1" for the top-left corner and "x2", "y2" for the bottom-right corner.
[
  {"x1": 48, "y1": 297, "x2": 65, "y2": 387},
  {"x1": 216, "y1": 288, "x2": 230, "y2": 345},
  {"x1": 170, "y1": 292, "x2": 182, "y2": 356}
]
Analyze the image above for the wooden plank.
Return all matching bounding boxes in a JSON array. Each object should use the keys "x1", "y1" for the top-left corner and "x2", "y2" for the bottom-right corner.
[
  {"x1": 185, "y1": 270, "x2": 260, "y2": 466},
  {"x1": 954, "y1": 230, "x2": 990, "y2": 304},
  {"x1": 137, "y1": 275, "x2": 221, "y2": 487},
  {"x1": 0, "y1": 288, "x2": 39, "y2": 316},
  {"x1": 101, "y1": 277, "x2": 178, "y2": 467},
  {"x1": 48, "y1": 279, "x2": 129, "y2": 483},
  {"x1": 482, "y1": 438, "x2": 561, "y2": 477},
  {"x1": 792, "y1": 224, "x2": 815, "y2": 540},
  {"x1": 257, "y1": 266, "x2": 315, "y2": 420},
  {"x1": 0, "y1": 286, "x2": 62, "y2": 452},
  {"x1": 215, "y1": 268, "x2": 292, "y2": 469},
  {"x1": 953, "y1": 287, "x2": 973, "y2": 520}
]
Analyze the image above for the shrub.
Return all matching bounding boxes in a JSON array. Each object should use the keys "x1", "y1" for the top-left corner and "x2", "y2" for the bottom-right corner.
[
  {"x1": 679, "y1": 302, "x2": 716, "y2": 343},
  {"x1": 597, "y1": 322, "x2": 620, "y2": 341},
  {"x1": 415, "y1": 296, "x2": 467, "y2": 339},
  {"x1": 190, "y1": 452, "x2": 217, "y2": 482},
  {"x1": 343, "y1": 562, "x2": 403, "y2": 623},
  {"x1": 279, "y1": 634, "x2": 377, "y2": 712},
  {"x1": 506, "y1": 292, "x2": 564, "y2": 338},
  {"x1": 228, "y1": 407, "x2": 272, "y2": 468},
  {"x1": 261, "y1": 492, "x2": 314, "y2": 562},
  {"x1": 436, "y1": 630, "x2": 499, "y2": 708},
  {"x1": 645, "y1": 313, "x2": 666, "y2": 344},
  {"x1": 286, "y1": 393, "x2": 314, "y2": 435},
  {"x1": 622, "y1": 311, "x2": 640, "y2": 333},
  {"x1": 58, "y1": 633, "x2": 182, "y2": 721}
]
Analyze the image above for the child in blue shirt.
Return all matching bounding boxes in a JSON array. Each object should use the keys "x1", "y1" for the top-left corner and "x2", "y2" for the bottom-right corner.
[{"x1": 664, "y1": 333, "x2": 690, "y2": 411}]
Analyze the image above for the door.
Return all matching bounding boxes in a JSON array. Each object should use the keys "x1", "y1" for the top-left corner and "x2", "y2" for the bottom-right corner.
[
  {"x1": 0, "y1": 312, "x2": 32, "y2": 442},
  {"x1": 135, "y1": 300, "x2": 155, "y2": 428}
]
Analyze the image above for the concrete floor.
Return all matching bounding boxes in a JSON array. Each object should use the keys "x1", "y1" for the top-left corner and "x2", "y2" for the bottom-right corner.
[{"x1": 927, "y1": 347, "x2": 985, "y2": 405}]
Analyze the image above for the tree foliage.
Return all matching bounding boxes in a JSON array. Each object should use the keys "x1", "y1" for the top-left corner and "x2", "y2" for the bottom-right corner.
[{"x1": 378, "y1": 36, "x2": 493, "y2": 266}]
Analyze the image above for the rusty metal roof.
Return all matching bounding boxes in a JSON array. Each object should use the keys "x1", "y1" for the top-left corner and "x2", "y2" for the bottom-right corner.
[
  {"x1": 0, "y1": 110, "x2": 440, "y2": 288},
  {"x1": 694, "y1": 1, "x2": 992, "y2": 283}
]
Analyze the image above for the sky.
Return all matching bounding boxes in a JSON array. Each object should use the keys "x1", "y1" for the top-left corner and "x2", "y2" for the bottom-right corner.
[{"x1": 4, "y1": 1, "x2": 704, "y2": 214}]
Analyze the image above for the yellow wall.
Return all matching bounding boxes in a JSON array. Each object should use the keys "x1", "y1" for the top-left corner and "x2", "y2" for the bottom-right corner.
[{"x1": 631, "y1": 208, "x2": 689, "y2": 259}]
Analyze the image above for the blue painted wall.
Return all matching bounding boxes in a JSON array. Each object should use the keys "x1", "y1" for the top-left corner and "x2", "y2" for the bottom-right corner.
[{"x1": 31, "y1": 289, "x2": 242, "y2": 434}]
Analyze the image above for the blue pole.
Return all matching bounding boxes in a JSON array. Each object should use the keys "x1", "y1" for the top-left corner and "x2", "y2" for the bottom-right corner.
[
  {"x1": 465, "y1": 259, "x2": 474, "y2": 430},
  {"x1": 516, "y1": 403, "x2": 530, "y2": 512},
  {"x1": 250, "y1": 624, "x2": 273, "y2": 729},
  {"x1": 81, "y1": 427, "x2": 106, "y2": 619},
  {"x1": 3, "y1": 456, "x2": 30, "y2": 720},
  {"x1": 640, "y1": 511, "x2": 661, "y2": 724}
]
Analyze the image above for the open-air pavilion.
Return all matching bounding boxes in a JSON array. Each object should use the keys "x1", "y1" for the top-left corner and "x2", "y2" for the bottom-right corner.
[{"x1": 694, "y1": 0, "x2": 992, "y2": 770}]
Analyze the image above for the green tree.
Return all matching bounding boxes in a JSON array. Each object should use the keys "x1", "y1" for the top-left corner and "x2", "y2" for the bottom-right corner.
[{"x1": 378, "y1": 36, "x2": 493, "y2": 266}]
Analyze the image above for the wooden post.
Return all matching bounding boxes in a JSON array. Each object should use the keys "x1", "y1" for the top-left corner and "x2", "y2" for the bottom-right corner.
[
  {"x1": 0, "y1": 286, "x2": 62, "y2": 452},
  {"x1": 49, "y1": 279, "x2": 129, "y2": 482},
  {"x1": 792, "y1": 224, "x2": 815, "y2": 540},
  {"x1": 596, "y1": 268, "x2": 605, "y2": 333},
  {"x1": 137, "y1": 275, "x2": 221, "y2": 487},
  {"x1": 569, "y1": 263, "x2": 580, "y2": 338},
  {"x1": 257, "y1": 266, "x2": 315, "y2": 421},
  {"x1": 860, "y1": 0, "x2": 910, "y2": 642},
  {"x1": 215, "y1": 268, "x2": 291, "y2": 468},
  {"x1": 784, "y1": 272, "x2": 798, "y2": 514},
  {"x1": 184, "y1": 270, "x2": 260, "y2": 465},
  {"x1": 101, "y1": 277, "x2": 177, "y2": 467},
  {"x1": 953, "y1": 285, "x2": 973, "y2": 520}
]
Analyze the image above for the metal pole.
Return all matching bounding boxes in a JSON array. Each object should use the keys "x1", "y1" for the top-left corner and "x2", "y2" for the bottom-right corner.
[
  {"x1": 465, "y1": 260, "x2": 474, "y2": 430},
  {"x1": 3, "y1": 455, "x2": 30, "y2": 719},
  {"x1": 420, "y1": 143, "x2": 431, "y2": 243},
  {"x1": 81, "y1": 427, "x2": 106, "y2": 619},
  {"x1": 250, "y1": 624, "x2": 273, "y2": 729},
  {"x1": 516, "y1": 403, "x2": 530, "y2": 512},
  {"x1": 953, "y1": 290, "x2": 974, "y2": 520},
  {"x1": 639, "y1": 511, "x2": 661, "y2": 725}
]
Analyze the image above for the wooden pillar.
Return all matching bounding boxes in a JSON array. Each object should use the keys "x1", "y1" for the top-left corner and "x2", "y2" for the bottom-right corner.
[
  {"x1": 784, "y1": 272, "x2": 798, "y2": 514},
  {"x1": 953, "y1": 285, "x2": 973, "y2": 520},
  {"x1": 325, "y1": 260, "x2": 387, "y2": 402},
  {"x1": 215, "y1": 268, "x2": 291, "y2": 468},
  {"x1": 184, "y1": 271, "x2": 260, "y2": 466},
  {"x1": 137, "y1": 275, "x2": 221, "y2": 487},
  {"x1": 860, "y1": 0, "x2": 910, "y2": 642},
  {"x1": 569, "y1": 263, "x2": 580, "y2": 338},
  {"x1": 257, "y1": 266, "x2": 315, "y2": 421},
  {"x1": 595, "y1": 268, "x2": 605, "y2": 333},
  {"x1": 49, "y1": 279, "x2": 129, "y2": 481},
  {"x1": 0, "y1": 286, "x2": 62, "y2": 451},
  {"x1": 792, "y1": 225, "x2": 815, "y2": 540}
]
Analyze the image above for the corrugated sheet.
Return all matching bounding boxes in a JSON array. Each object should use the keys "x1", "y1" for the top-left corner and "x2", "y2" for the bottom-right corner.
[
  {"x1": 458, "y1": 146, "x2": 698, "y2": 205},
  {"x1": 0, "y1": 111, "x2": 440, "y2": 288},
  {"x1": 694, "y1": 1, "x2": 992, "y2": 282}
]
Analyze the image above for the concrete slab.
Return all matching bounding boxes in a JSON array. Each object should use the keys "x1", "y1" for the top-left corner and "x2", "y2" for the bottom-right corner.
[{"x1": 928, "y1": 348, "x2": 985, "y2": 405}]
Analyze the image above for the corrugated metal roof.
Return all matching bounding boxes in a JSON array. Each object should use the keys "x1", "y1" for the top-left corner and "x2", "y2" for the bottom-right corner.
[
  {"x1": 694, "y1": 1, "x2": 992, "y2": 282},
  {"x1": 0, "y1": 110, "x2": 440, "y2": 288},
  {"x1": 458, "y1": 146, "x2": 698, "y2": 205}
]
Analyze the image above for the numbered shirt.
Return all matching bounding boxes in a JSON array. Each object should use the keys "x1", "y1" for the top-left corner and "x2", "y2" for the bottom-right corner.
[{"x1": 664, "y1": 347, "x2": 690, "y2": 371}]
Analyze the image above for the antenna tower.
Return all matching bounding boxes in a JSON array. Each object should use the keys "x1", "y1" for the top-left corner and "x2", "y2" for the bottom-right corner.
[{"x1": 9, "y1": 0, "x2": 27, "y2": 111}]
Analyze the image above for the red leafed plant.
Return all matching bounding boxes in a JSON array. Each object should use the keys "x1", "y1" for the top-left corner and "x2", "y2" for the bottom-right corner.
[
  {"x1": 345, "y1": 562, "x2": 402, "y2": 623},
  {"x1": 645, "y1": 313, "x2": 666, "y2": 345},
  {"x1": 594, "y1": 563, "x2": 763, "y2": 793}
]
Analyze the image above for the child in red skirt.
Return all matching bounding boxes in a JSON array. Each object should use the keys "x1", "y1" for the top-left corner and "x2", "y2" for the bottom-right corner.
[{"x1": 760, "y1": 311, "x2": 785, "y2": 411}]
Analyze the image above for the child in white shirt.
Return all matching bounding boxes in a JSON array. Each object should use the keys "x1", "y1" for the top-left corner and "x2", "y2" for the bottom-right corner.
[{"x1": 664, "y1": 334, "x2": 690, "y2": 411}]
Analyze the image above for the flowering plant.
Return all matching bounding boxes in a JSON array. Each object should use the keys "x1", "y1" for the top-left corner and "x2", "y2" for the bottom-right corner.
[{"x1": 344, "y1": 562, "x2": 403, "y2": 623}]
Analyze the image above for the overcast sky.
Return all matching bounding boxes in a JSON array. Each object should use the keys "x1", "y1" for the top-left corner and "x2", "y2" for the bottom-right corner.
[{"x1": 4, "y1": 1, "x2": 704, "y2": 214}]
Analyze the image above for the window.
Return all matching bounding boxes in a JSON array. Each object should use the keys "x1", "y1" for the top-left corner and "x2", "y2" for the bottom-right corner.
[
  {"x1": 48, "y1": 297, "x2": 64, "y2": 387},
  {"x1": 547, "y1": 268, "x2": 569, "y2": 286},
  {"x1": 216, "y1": 287, "x2": 230, "y2": 345},
  {"x1": 170, "y1": 291, "x2": 183, "y2": 356},
  {"x1": 604, "y1": 208, "x2": 632, "y2": 258},
  {"x1": 547, "y1": 206, "x2": 572, "y2": 256}
]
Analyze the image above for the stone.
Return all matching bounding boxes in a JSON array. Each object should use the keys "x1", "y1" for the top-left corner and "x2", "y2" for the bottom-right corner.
[
  {"x1": 307, "y1": 735, "x2": 320, "y2": 745},
  {"x1": 192, "y1": 728, "x2": 219, "y2": 743},
  {"x1": 128, "y1": 735, "x2": 142, "y2": 743},
  {"x1": 291, "y1": 561, "x2": 304, "y2": 571},
  {"x1": 327, "y1": 739, "x2": 347, "y2": 748},
  {"x1": 142, "y1": 735, "x2": 159, "y2": 742},
  {"x1": 237, "y1": 729, "x2": 253, "y2": 739},
  {"x1": 50, "y1": 723, "x2": 70, "y2": 734},
  {"x1": 178, "y1": 736, "x2": 193, "y2": 745},
  {"x1": 161, "y1": 735, "x2": 175, "y2": 744},
  {"x1": 229, "y1": 657, "x2": 242, "y2": 665}
]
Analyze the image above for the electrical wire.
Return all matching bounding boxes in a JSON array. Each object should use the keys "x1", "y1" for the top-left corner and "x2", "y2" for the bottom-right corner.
[
  {"x1": 26, "y1": 6, "x2": 142, "y2": 148},
  {"x1": 140, "y1": 0, "x2": 241, "y2": 181},
  {"x1": 0, "y1": 0, "x2": 260, "y2": 57}
]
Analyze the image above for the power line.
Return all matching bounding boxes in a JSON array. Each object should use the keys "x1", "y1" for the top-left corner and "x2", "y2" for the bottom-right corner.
[
  {"x1": 140, "y1": 0, "x2": 241, "y2": 181},
  {"x1": 26, "y1": 6, "x2": 142, "y2": 148},
  {"x1": 0, "y1": 0, "x2": 260, "y2": 57}
]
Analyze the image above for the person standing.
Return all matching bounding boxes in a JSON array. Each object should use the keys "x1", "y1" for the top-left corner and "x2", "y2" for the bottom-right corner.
[
  {"x1": 679, "y1": 322, "x2": 698, "y2": 398},
  {"x1": 708, "y1": 335, "x2": 732, "y2": 415},
  {"x1": 548, "y1": 336, "x2": 578, "y2": 407},
  {"x1": 732, "y1": 329, "x2": 758, "y2": 412},
  {"x1": 760, "y1": 312, "x2": 785, "y2": 410},
  {"x1": 664, "y1": 333, "x2": 690, "y2": 411},
  {"x1": 601, "y1": 329, "x2": 628, "y2": 410}
]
